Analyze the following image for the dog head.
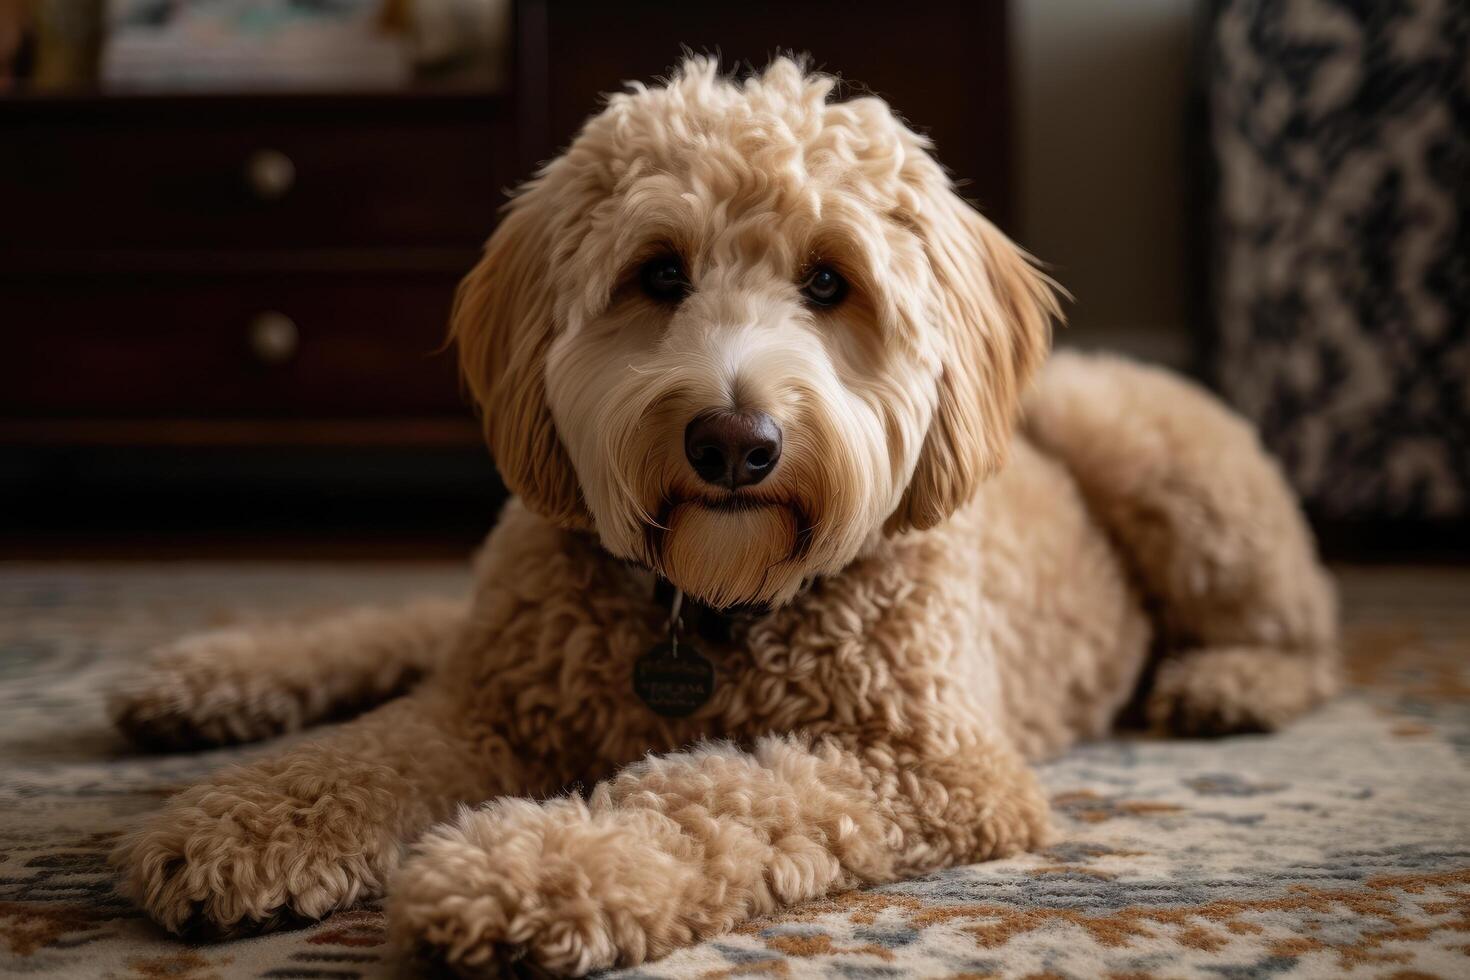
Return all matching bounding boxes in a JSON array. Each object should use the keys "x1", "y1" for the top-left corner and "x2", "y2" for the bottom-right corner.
[{"x1": 454, "y1": 57, "x2": 1060, "y2": 607}]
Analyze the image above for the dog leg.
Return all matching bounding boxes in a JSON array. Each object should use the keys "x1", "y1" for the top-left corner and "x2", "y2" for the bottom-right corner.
[
  {"x1": 387, "y1": 731, "x2": 1049, "y2": 976},
  {"x1": 111, "y1": 682, "x2": 512, "y2": 936},
  {"x1": 108, "y1": 597, "x2": 466, "y2": 750},
  {"x1": 1025, "y1": 351, "x2": 1339, "y2": 734}
]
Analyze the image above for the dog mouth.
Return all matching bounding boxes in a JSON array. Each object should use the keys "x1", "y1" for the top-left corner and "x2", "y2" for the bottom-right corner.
[{"x1": 689, "y1": 492, "x2": 784, "y2": 514}]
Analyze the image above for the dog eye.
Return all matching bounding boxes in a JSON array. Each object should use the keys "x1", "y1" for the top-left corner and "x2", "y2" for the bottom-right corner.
[
  {"x1": 639, "y1": 255, "x2": 690, "y2": 303},
  {"x1": 801, "y1": 266, "x2": 848, "y2": 307}
]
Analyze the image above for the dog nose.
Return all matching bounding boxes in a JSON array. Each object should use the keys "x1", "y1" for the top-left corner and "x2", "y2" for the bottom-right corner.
[{"x1": 684, "y1": 410, "x2": 783, "y2": 490}]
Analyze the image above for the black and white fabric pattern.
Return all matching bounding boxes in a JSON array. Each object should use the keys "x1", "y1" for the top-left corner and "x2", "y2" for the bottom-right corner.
[{"x1": 1208, "y1": 0, "x2": 1469, "y2": 520}]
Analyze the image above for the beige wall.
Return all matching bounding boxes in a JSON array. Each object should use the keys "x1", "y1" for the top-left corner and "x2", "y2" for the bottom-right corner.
[{"x1": 1013, "y1": 0, "x2": 1197, "y2": 366}]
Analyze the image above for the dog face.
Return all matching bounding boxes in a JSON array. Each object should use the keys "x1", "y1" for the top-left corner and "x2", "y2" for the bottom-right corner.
[{"x1": 454, "y1": 58, "x2": 1059, "y2": 607}]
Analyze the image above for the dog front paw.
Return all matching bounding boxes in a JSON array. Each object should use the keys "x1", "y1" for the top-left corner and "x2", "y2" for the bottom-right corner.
[
  {"x1": 108, "y1": 629, "x2": 294, "y2": 750},
  {"x1": 388, "y1": 798, "x2": 698, "y2": 978},
  {"x1": 113, "y1": 756, "x2": 407, "y2": 935}
]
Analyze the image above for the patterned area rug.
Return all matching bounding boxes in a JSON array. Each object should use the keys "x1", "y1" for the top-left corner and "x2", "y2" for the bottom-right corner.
[{"x1": 1, "y1": 562, "x2": 1467, "y2": 979}]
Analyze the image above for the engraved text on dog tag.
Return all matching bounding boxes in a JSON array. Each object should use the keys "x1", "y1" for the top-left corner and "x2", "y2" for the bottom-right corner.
[{"x1": 633, "y1": 641, "x2": 715, "y2": 717}]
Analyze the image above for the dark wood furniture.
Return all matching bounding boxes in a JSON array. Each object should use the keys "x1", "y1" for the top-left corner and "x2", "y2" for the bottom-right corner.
[
  {"x1": 0, "y1": 1, "x2": 1013, "y2": 548},
  {"x1": 516, "y1": 0, "x2": 1013, "y2": 225},
  {"x1": 1, "y1": 92, "x2": 512, "y2": 448}
]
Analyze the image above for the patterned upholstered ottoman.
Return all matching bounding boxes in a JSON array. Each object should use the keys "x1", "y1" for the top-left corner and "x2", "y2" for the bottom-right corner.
[{"x1": 1207, "y1": 0, "x2": 1470, "y2": 522}]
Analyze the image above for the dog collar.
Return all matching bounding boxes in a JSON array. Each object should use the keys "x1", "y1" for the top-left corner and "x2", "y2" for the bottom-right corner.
[
  {"x1": 651, "y1": 576, "x2": 768, "y2": 646},
  {"x1": 632, "y1": 577, "x2": 813, "y2": 717}
]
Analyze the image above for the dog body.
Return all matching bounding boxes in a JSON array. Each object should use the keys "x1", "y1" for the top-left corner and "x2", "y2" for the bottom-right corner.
[
  {"x1": 429, "y1": 431, "x2": 1141, "y2": 792},
  {"x1": 110, "y1": 60, "x2": 1338, "y2": 976}
]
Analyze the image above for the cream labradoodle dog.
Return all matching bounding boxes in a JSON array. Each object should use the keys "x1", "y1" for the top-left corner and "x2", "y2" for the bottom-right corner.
[{"x1": 109, "y1": 58, "x2": 1339, "y2": 975}]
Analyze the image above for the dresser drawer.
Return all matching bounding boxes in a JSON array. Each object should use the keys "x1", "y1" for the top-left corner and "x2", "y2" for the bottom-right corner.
[
  {"x1": 0, "y1": 271, "x2": 468, "y2": 418},
  {"x1": 0, "y1": 94, "x2": 510, "y2": 254}
]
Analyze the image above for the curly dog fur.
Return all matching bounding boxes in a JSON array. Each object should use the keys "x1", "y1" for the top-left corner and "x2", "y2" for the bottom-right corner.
[{"x1": 109, "y1": 58, "x2": 1338, "y2": 975}]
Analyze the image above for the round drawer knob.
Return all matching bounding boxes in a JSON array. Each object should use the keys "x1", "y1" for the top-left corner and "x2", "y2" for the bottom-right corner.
[
  {"x1": 245, "y1": 148, "x2": 296, "y2": 201},
  {"x1": 248, "y1": 312, "x2": 299, "y2": 364}
]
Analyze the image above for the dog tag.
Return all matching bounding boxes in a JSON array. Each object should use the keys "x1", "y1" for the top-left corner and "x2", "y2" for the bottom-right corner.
[{"x1": 633, "y1": 641, "x2": 715, "y2": 717}]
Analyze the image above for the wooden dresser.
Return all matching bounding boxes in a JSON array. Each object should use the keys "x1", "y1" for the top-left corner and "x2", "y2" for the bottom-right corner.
[{"x1": 0, "y1": 91, "x2": 511, "y2": 449}]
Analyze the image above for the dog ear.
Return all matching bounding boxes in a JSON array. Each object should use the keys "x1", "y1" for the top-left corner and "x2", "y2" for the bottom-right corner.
[
  {"x1": 451, "y1": 195, "x2": 592, "y2": 529},
  {"x1": 888, "y1": 196, "x2": 1061, "y2": 533}
]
